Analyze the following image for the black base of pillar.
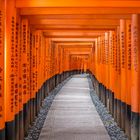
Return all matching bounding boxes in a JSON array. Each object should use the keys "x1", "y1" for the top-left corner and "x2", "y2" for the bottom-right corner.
[
  {"x1": 121, "y1": 102, "x2": 126, "y2": 130},
  {"x1": 109, "y1": 91, "x2": 114, "y2": 116},
  {"x1": 125, "y1": 104, "x2": 131, "y2": 139},
  {"x1": 99, "y1": 83, "x2": 102, "y2": 100},
  {"x1": 105, "y1": 89, "x2": 109, "y2": 110},
  {"x1": 101, "y1": 85, "x2": 106, "y2": 106},
  {"x1": 30, "y1": 98, "x2": 34, "y2": 124},
  {"x1": 33, "y1": 98, "x2": 36, "y2": 120},
  {"x1": 139, "y1": 114, "x2": 140, "y2": 140},
  {"x1": 131, "y1": 111, "x2": 139, "y2": 140},
  {"x1": 113, "y1": 98, "x2": 117, "y2": 121},
  {"x1": 35, "y1": 91, "x2": 39, "y2": 115},
  {"x1": 6, "y1": 120, "x2": 15, "y2": 140},
  {"x1": 0, "y1": 128, "x2": 5, "y2": 140},
  {"x1": 116, "y1": 99, "x2": 121, "y2": 127},
  {"x1": 23, "y1": 103, "x2": 29, "y2": 136},
  {"x1": 19, "y1": 110, "x2": 24, "y2": 140},
  {"x1": 15, "y1": 113, "x2": 19, "y2": 140},
  {"x1": 28, "y1": 100, "x2": 31, "y2": 125},
  {"x1": 46, "y1": 80, "x2": 49, "y2": 95}
]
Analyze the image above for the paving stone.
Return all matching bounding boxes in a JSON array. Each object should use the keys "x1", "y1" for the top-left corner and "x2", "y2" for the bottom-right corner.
[{"x1": 39, "y1": 75, "x2": 110, "y2": 140}]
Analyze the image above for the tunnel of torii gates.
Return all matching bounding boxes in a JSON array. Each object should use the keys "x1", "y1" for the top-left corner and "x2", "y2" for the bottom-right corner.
[{"x1": 1, "y1": 0, "x2": 140, "y2": 140}]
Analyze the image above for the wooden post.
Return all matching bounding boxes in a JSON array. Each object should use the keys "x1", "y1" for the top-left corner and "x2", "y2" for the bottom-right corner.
[
  {"x1": 21, "y1": 19, "x2": 29, "y2": 136},
  {"x1": 116, "y1": 26, "x2": 121, "y2": 127},
  {"x1": 125, "y1": 20, "x2": 131, "y2": 139},
  {"x1": 5, "y1": 0, "x2": 16, "y2": 139},
  {"x1": 131, "y1": 14, "x2": 140, "y2": 140},
  {"x1": 120, "y1": 19, "x2": 127, "y2": 130},
  {"x1": 0, "y1": 0, "x2": 5, "y2": 139}
]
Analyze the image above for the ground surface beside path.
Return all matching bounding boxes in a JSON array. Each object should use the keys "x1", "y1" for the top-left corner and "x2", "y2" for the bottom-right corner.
[{"x1": 39, "y1": 74, "x2": 110, "y2": 140}]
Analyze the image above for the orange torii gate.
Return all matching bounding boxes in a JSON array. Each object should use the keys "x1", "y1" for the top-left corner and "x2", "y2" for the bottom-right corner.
[{"x1": 0, "y1": 0, "x2": 140, "y2": 140}]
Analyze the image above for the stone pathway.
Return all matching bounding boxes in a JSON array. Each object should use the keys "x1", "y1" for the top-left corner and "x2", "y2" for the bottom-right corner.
[{"x1": 39, "y1": 75, "x2": 110, "y2": 140}]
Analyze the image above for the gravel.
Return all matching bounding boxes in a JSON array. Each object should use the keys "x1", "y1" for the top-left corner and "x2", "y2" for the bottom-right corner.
[
  {"x1": 87, "y1": 76, "x2": 128, "y2": 140},
  {"x1": 24, "y1": 77, "x2": 71, "y2": 140},
  {"x1": 25, "y1": 74, "x2": 128, "y2": 140}
]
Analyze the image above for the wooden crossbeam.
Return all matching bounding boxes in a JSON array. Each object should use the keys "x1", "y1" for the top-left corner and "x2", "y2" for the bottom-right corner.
[
  {"x1": 16, "y1": 0, "x2": 140, "y2": 8},
  {"x1": 20, "y1": 7, "x2": 140, "y2": 15}
]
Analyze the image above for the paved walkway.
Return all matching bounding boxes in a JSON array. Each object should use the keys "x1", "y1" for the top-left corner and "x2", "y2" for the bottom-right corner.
[{"x1": 39, "y1": 75, "x2": 110, "y2": 140}]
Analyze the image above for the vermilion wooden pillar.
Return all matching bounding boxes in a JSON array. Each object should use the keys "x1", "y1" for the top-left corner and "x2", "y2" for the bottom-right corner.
[
  {"x1": 125, "y1": 20, "x2": 131, "y2": 139},
  {"x1": 0, "y1": 0, "x2": 5, "y2": 140},
  {"x1": 21, "y1": 18, "x2": 29, "y2": 136},
  {"x1": 131, "y1": 14, "x2": 140, "y2": 140},
  {"x1": 5, "y1": 0, "x2": 16, "y2": 139},
  {"x1": 116, "y1": 26, "x2": 121, "y2": 127},
  {"x1": 15, "y1": 14, "x2": 20, "y2": 140},
  {"x1": 104, "y1": 32, "x2": 109, "y2": 93},
  {"x1": 108, "y1": 31, "x2": 114, "y2": 117},
  {"x1": 112, "y1": 31, "x2": 117, "y2": 121},
  {"x1": 120, "y1": 19, "x2": 127, "y2": 130}
]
